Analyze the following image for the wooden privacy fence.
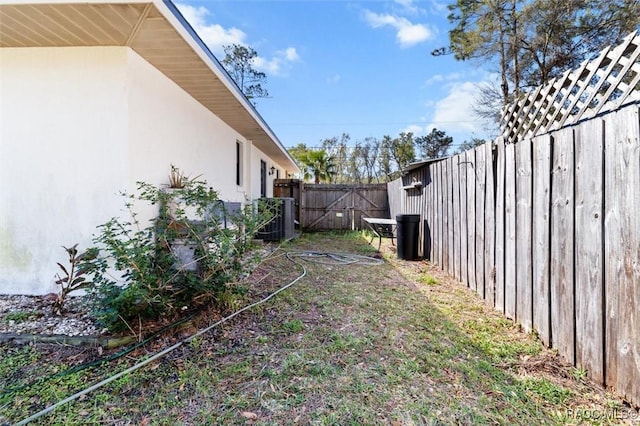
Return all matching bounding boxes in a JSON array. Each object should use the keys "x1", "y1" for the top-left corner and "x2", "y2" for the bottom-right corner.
[
  {"x1": 389, "y1": 102, "x2": 640, "y2": 406},
  {"x1": 275, "y1": 181, "x2": 389, "y2": 231}
]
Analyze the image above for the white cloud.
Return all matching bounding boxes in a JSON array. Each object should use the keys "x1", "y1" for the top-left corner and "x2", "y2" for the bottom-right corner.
[
  {"x1": 426, "y1": 81, "x2": 487, "y2": 136},
  {"x1": 283, "y1": 47, "x2": 300, "y2": 62},
  {"x1": 402, "y1": 124, "x2": 425, "y2": 135},
  {"x1": 394, "y1": 0, "x2": 420, "y2": 14},
  {"x1": 176, "y1": 3, "x2": 246, "y2": 55},
  {"x1": 404, "y1": 80, "x2": 494, "y2": 141},
  {"x1": 394, "y1": 0, "x2": 414, "y2": 7},
  {"x1": 253, "y1": 47, "x2": 300, "y2": 76},
  {"x1": 424, "y1": 74, "x2": 445, "y2": 85},
  {"x1": 424, "y1": 72, "x2": 465, "y2": 86},
  {"x1": 428, "y1": 0, "x2": 449, "y2": 15},
  {"x1": 363, "y1": 10, "x2": 434, "y2": 48},
  {"x1": 177, "y1": 3, "x2": 299, "y2": 77}
]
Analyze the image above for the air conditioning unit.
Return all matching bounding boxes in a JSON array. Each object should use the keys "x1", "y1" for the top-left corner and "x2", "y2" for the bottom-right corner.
[
  {"x1": 257, "y1": 197, "x2": 295, "y2": 241},
  {"x1": 204, "y1": 201, "x2": 242, "y2": 229}
]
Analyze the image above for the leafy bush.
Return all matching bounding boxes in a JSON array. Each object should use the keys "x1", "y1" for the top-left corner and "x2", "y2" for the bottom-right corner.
[{"x1": 85, "y1": 177, "x2": 274, "y2": 332}]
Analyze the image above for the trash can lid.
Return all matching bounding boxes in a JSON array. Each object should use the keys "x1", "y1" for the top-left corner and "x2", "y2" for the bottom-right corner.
[{"x1": 396, "y1": 214, "x2": 421, "y2": 222}]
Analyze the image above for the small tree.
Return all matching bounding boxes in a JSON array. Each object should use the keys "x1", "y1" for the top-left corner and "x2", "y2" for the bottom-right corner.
[
  {"x1": 376, "y1": 133, "x2": 416, "y2": 182},
  {"x1": 390, "y1": 132, "x2": 416, "y2": 171},
  {"x1": 359, "y1": 137, "x2": 381, "y2": 184},
  {"x1": 321, "y1": 134, "x2": 351, "y2": 183},
  {"x1": 378, "y1": 135, "x2": 395, "y2": 182},
  {"x1": 454, "y1": 137, "x2": 486, "y2": 154},
  {"x1": 415, "y1": 128, "x2": 453, "y2": 160},
  {"x1": 221, "y1": 44, "x2": 269, "y2": 102}
]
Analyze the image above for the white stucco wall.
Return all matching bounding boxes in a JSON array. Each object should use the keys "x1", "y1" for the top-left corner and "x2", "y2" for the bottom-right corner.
[
  {"x1": 0, "y1": 46, "x2": 278, "y2": 295},
  {"x1": 126, "y1": 49, "x2": 250, "y2": 203},
  {"x1": 250, "y1": 144, "x2": 277, "y2": 199},
  {"x1": 1, "y1": 47, "x2": 130, "y2": 295}
]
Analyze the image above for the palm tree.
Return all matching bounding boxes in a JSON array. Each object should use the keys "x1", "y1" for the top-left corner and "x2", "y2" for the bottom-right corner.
[{"x1": 302, "y1": 150, "x2": 336, "y2": 183}]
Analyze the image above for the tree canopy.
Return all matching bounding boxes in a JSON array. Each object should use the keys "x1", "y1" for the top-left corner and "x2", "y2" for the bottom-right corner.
[
  {"x1": 288, "y1": 144, "x2": 336, "y2": 184},
  {"x1": 415, "y1": 128, "x2": 454, "y2": 160},
  {"x1": 453, "y1": 137, "x2": 486, "y2": 154},
  {"x1": 443, "y1": 0, "x2": 640, "y2": 112},
  {"x1": 287, "y1": 129, "x2": 475, "y2": 183},
  {"x1": 221, "y1": 44, "x2": 269, "y2": 102}
]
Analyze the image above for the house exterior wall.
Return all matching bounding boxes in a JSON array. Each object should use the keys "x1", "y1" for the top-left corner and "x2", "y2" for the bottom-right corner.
[
  {"x1": 126, "y1": 48, "x2": 252, "y2": 204},
  {"x1": 0, "y1": 46, "x2": 282, "y2": 295},
  {"x1": 1, "y1": 46, "x2": 131, "y2": 295},
  {"x1": 249, "y1": 143, "x2": 277, "y2": 198}
]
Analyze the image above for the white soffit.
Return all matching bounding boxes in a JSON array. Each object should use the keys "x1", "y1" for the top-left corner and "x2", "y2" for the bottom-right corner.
[{"x1": 0, "y1": 0, "x2": 300, "y2": 172}]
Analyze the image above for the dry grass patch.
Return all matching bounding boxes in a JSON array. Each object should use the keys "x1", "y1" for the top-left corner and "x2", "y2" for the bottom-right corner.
[{"x1": 1, "y1": 231, "x2": 636, "y2": 425}]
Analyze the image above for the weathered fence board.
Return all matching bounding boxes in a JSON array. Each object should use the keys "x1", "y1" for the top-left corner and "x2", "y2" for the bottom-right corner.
[
  {"x1": 484, "y1": 140, "x2": 496, "y2": 306},
  {"x1": 459, "y1": 153, "x2": 469, "y2": 285},
  {"x1": 300, "y1": 184, "x2": 389, "y2": 231},
  {"x1": 516, "y1": 138, "x2": 533, "y2": 331},
  {"x1": 574, "y1": 117, "x2": 605, "y2": 384},
  {"x1": 442, "y1": 159, "x2": 453, "y2": 275},
  {"x1": 532, "y1": 134, "x2": 552, "y2": 347},
  {"x1": 446, "y1": 158, "x2": 454, "y2": 276},
  {"x1": 452, "y1": 156, "x2": 461, "y2": 280},
  {"x1": 274, "y1": 179, "x2": 301, "y2": 224},
  {"x1": 387, "y1": 179, "x2": 402, "y2": 220},
  {"x1": 440, "y1": 160, "x2": 447, "y2": 269},
  {"x1": 604, "y1": 105, "x2": 640, "y2": 402},
  {"x1": 550, "y1": 127, "x2": 575, "y2": 363},
  {"x1": 475, "y1": 145, "x2": 486, "y2": 298},
  {"x1": 495, "y1": 140, "x2": 506, "y2": 313},
  {"x1": 433, "y1": 162, "x2": 441, "y2": 266},
  {"x1": 387, "y1": 102, "x2": 640, "y2": 408},
  {"x1": 466, "y1": 150, "x2": 477, "y2": 291},
  {"x1": 429, "y1": 163, "x2": 443, "y2": 266},
  {"x1": 504, "y1": 142, "x2": 517, "y2": 320}
]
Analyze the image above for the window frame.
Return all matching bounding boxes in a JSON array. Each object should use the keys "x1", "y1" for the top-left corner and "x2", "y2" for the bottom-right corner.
[{"x1": 235, "y1": 141, "x2": 243, "y2": 187}]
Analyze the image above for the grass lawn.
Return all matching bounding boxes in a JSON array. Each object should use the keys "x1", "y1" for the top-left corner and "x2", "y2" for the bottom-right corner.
[{"x1": 0, "y1": 232, "x2": 634, "y2": 425}]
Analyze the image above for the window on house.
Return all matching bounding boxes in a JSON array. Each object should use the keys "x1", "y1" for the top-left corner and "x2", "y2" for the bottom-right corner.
[
  {"x1": 236, "y1": 141, "x2": 242, "y2": 186},
  {"x1": 260, "y1": 159, "x2": 267, "y2": 198}
]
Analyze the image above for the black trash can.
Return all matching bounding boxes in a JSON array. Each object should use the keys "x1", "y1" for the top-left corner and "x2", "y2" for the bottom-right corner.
[{"x1": 396, "y1": 214, "x2": 420, "y2": 260}]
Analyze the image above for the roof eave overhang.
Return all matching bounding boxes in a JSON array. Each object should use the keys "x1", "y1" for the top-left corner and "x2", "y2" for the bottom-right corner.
[
  {"x1": 402, "y1": 157, "x2": 450, "y2": 174},
  {"x1": 0, "y1": 0, "x2": 300, "y2": 173}
]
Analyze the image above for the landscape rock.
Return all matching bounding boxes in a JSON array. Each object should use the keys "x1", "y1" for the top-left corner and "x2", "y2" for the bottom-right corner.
[{"x1": 0, "y1": 294, "x2": 99, "y2": 337}]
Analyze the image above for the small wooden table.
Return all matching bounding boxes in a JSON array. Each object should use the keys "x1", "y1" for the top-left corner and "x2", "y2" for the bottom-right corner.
[{"x1": 363, "y1": 217, "x2": 397, "y2": 250}]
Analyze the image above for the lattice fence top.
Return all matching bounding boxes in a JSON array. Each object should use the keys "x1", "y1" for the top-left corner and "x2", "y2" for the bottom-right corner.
[{"x1": 500, "y1": 30, "x2": 640, "y2": 143}]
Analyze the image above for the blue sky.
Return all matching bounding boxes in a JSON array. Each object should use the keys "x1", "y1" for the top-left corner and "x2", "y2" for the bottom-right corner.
[{"x1": 176, "y1": 0, "x2": 497, "y2": 150}]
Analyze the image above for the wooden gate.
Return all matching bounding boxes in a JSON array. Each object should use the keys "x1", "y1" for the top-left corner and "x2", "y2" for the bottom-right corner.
[
  {"x1": 273, "y1": 179, "x2": 301, "y2": 224},
  {"x1": 300, "y1": 184, "x2": 389, "y2": 231}
]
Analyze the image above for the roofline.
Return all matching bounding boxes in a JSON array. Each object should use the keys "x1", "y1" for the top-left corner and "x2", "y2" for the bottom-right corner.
[
  {"x1": 0, "y1": 0, "x2": 300, "y2": 173},
  {"x1": 0, "y1": 0, "x2": 147, "y2": 3},
  {"x1": 402, "y1": 157, "x2": 450, "y2": 173},
  {"x1": 159, "y1": 0, "x2": 300, "y2": 172}
]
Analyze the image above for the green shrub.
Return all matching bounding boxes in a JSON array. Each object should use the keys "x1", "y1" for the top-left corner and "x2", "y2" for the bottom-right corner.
[{"x1": 84, "y1": 176, "x2": 274, "y2": 332}]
